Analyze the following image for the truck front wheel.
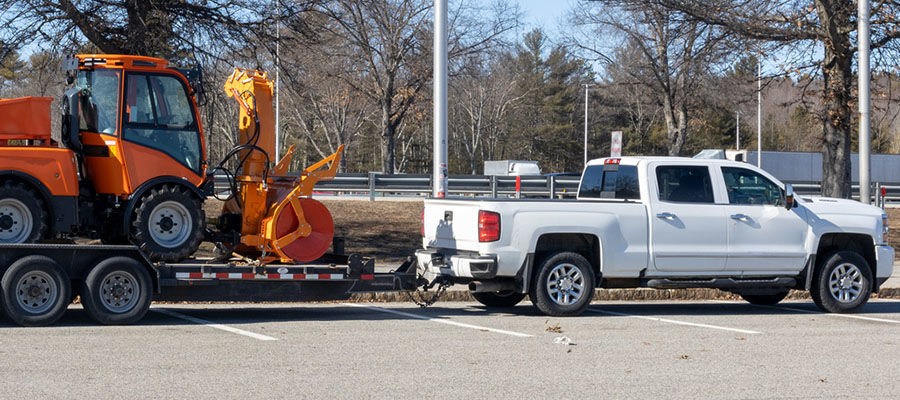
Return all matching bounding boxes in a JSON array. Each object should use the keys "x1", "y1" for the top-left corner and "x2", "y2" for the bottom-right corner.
[
  {"x1": 530, "y1": 251, "x2": 595, "y2": 316},
  {"x1": 472, "y1": 291, "x2": 526, "y2": 308},
  {"x1": 810, "y1": 251, "x2": 873, "y2": 313}
]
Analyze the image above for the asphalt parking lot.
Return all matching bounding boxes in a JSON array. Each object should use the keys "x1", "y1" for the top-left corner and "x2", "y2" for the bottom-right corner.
[{"x1": 1, "y1": 299, "x2": 898, "y2": 399}]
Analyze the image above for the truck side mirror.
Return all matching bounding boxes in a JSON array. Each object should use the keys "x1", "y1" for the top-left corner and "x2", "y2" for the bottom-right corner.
[{"x1": 784, "y1": 184, "x2": 794, "y2": 210}]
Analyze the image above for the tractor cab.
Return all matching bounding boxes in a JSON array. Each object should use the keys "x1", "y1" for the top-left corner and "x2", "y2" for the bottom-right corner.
[{"x1": 61, "y1": 54, "x2": 207, "y2": 197}]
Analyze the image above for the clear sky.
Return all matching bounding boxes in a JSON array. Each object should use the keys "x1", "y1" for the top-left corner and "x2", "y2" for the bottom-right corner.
[{"x1": 514, "y1": 0, "x2": 576, "y2": 41}]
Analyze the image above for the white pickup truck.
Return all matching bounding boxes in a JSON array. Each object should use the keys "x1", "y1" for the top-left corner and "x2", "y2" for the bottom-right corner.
[{"x1": 417, "y1": 157, "x2": 894, "y2": 316}]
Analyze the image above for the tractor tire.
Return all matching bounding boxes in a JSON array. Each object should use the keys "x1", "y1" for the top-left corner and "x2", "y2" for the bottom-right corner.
[
  {"x1": 0, "y1": 255, "x2": 71, "y2": 326},
  {"x1": 472, "y1": 291, "x2": 527, "y2": 308},
  {"x1": 0, "y1": 181, "x2": 48, "y2": 244},
  {"x1": 529, "y1": 251, "x2": 596, "y2": 316},
  {"x1": 810, "y1": 251, "x2": 873, "y2": 313},
  {"x1": 131, "y1": 185, "x2": 204, "y2": 263},
  {"x1": 81, "y1": 256, "x2": 152, "y2": 325}
]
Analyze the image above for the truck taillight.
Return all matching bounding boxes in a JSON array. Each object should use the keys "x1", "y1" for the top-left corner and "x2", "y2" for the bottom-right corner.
[
  {"x1": 883, "y1": 213, "x2": 889, "y2": 244},
  {"x1": 478, "y1": 210, "x2": 500, "y2": 242},
  {"x1": 421, "y1": 209, "x2": 425, "y2": 236}
]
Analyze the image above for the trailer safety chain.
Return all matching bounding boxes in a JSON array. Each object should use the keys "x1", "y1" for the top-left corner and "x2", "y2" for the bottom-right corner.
[{"x1": 405, "y1": 275, "x2": 453, "y2": 308}]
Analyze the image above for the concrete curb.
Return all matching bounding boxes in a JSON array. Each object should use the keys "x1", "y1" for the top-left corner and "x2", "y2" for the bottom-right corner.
[{"x1": 348, "y1": 287, "x2": 900, "y2": 303}]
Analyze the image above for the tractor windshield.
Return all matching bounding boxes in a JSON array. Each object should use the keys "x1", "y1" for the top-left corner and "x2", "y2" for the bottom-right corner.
[{"x1": 75, "y1": 69, "x2": 120, "y2": 135}]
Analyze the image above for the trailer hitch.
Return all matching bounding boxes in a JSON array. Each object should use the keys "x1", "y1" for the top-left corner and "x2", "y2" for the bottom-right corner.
[{"x1": 405, "y1": 274, "x2": 453, "y2": 308}]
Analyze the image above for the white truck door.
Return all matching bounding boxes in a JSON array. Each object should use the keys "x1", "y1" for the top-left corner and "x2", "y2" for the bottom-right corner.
[
  {"x1": 649, "y1": 164, "x2": 728, "y2": 272},
  {"x1": 719, "y1": 166, "x2": 809, "y2": 272}
]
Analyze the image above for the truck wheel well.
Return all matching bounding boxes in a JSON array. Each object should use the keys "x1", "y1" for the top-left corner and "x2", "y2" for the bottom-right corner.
[
  {"x1": 534, "y1": 233, "x2": 601, "y2": 277},
  {"x1": 815, "y1": 233, "x2": 877, "y2": 281}
]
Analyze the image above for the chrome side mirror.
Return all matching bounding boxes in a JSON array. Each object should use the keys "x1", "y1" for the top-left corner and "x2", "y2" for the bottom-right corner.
[{"x1": 784, "y1": 184, "x2": 794, "y2": 210}]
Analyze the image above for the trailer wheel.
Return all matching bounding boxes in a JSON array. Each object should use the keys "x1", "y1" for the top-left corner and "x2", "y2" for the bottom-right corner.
[
  {"x1": 0, "y1": 255, "x2": 71, "y2": 326},
  {"x1": 472, "y1": 291, "x2": 527, "y2": 308},
  {"x1": 0, "y1": 181, "x2": 48, "y2": 244},
  {"x1": 530, "y1": 251, "x2": 595, "y2": 316},
  {"x1": 81, "y1": 256, "x2": 152, "y2": 325},
  {"x1": 131, "y1": 185, "x2": 204, "y2": 262},
  {"x1": 810, "y1": 251, "x2": 873, "y2": 313}
]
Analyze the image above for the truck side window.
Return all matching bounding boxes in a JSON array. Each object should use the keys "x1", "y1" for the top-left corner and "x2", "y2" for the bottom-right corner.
[
  {"x1": 579, "y1": 165, "x2": 639, "y2": 200},
  {"x1": 722, "y1": 167, "x2": 784, "y2": 206},
  {"x1": 656, "y1": 166, "x2": 714, "y2": 203}
]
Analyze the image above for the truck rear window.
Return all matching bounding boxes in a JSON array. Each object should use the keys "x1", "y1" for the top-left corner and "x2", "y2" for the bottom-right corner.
[{"x1": 579, "y1": 165, "x2": 640, "y2": 200}]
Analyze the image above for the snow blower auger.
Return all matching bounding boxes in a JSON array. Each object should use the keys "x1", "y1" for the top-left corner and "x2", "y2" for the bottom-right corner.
[{"x1": 218, "y1": 67, "x2": 344, "y2": 264}]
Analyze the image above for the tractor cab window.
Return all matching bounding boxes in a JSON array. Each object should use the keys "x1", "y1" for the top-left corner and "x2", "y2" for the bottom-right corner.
[
  {"x1": 122, "y1": 72, "x2": 201, "y2": 173},
  {"x1": 75, "y1": 69, "x2": 120, "y2": 135}
]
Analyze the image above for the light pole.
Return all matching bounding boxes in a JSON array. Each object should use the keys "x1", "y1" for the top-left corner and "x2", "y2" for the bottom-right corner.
[
  {"x1": 859, "y1": 0, "x2": 871, "y2": 204},
  {"x1": 735, "y1": 109, "x2": 740, "y2": 150},
  {"x1": 274, "y1": 0, "x2": 281, "y2": 162},
  {"x1": 432, "y1": 0, "x2": 448, "y2": 198},
  {"x1": 584, "y1": 84, "x2": 590, "y2": 166},
  {"x1": 757, "y1": 56, "x2": 762, "y2": 168}
]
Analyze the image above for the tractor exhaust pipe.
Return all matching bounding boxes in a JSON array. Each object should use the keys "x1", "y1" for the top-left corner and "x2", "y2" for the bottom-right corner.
[{"x1": 468, "y1": 281, "x2": 515, "y2": 293}]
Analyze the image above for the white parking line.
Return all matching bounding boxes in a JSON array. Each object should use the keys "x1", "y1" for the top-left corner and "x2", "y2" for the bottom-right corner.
[
  {"x1": 153, "y1": 308, "x2": 278, "y2": 341},
  {"x1": 588, "y1": 308, "x2": 761, "y2": 334},
  {"x1": 343, "y1": 303, "x2": 533, "y2": 338},
  {"x1": 712, "y1": 299, "x2": 900, "y2": 324}
]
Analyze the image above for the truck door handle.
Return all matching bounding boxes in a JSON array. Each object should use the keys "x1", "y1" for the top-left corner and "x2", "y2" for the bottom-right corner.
[
  {"x1": 656, "y1": 212, "x2": 676, "y2": 220},
  {"x1": 730, "y1": 214, "x2": 749, "y2": 221}
]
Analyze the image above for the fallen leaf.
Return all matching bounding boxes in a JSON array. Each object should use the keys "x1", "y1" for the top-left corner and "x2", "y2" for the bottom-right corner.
[
  {"x1": 679, "y1": 354, "x2": 690, "y2": 360},
  {"x1": 545, "y1": 322, "x2": 563, "y2": 334}
]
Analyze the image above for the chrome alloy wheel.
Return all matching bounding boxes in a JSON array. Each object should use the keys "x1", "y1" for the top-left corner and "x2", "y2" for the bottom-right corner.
[
  {"x1": 829, "y1": 263, "x2": 864, "y2": 303},
  {"x1": 546, "y1": 263, "x2": 585, "y2": 306},
  {"x1": 148, "y1": 200, "x2": 192, "y2": 248},
  {"x1": 15, "y1": 270, "x2": 58, "y2": 314},
  {"x1": 99, "y1": 271, "x2": 140, "y2": 313},
  {"x1": 0, "y1": 198, "x2": 33, "y2": 243}
]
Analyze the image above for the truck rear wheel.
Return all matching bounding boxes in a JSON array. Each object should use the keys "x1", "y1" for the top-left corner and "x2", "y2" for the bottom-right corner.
[
  {"x1": 472, "y1": 291, "x2": 527, "y2": 308},
  {"x1": 0, "y1": 181, "x2": 47, "y2": 244},
  {"x1": 0, "y1": 255, "x2": 71, "y2": 326},
  {"x1": 131, "y1": 185, "x2": 204, "y2": 262},
  {"x1": 810, "y1": 251, "x2": 873, "y2": 313},
  {"x1": 530, "y1": 251, "x2": 595, "y2": 316},
  {"x1": 81, "y1": 256, "x2": 152, "y2": 325}
]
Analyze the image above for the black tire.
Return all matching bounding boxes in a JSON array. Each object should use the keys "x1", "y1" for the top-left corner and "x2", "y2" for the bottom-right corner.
[
  {"x1": 0, "y1": 255, "x2": 71, "y2": 326},
  {"x1": 472, "y1": 291, "x2": 527, "y2": 308},
  {"x1": 0, "y1": 181, "x2": 48, "y2": 244},
  {"x1": 81, "y1": 256, "x2": 152, "y2": 325},
  {"x1": 529, "y1": 251, "x2": 596, "y2": 316},
  {"x1": 740, "y1": 290, "x2": 789, "y2": 306},
  {"x1": 810, "y1": 251, "x2": 873, "y2": 313},
  {"x1": 131, "y1": 185, "x2": 204, "y2": 262}
]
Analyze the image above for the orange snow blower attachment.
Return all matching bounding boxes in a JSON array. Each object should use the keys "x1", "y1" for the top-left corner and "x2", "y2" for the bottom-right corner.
[{"x1": 223, "y1": 68, "x2": 343, "y2": 263}]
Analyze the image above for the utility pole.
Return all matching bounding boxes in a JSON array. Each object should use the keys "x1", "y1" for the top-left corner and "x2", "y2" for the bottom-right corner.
[
  {"x1": 735, "y1": 110, "x2": 740, "y2": 150},
  {"x1": 584, "y1": 84, "x2": 590, "y2": 166},
  {"x1": 433, "y1": 0, "x2": 448, "y2": 198},
  {"x1": 274, "y1": 0, "x2": 281, "y2": 162},
  {"x1": 859, "y1": 0, "x2": 872, "y2": 204},
  {"x1": 757, "y1": 56, "x2": 762, "y2": 168}
]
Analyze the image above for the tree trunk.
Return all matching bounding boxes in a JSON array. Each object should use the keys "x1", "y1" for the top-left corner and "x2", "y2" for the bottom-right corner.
[
  {"x1": 380, "y1": 99, "x2": 395, "y2": 174},
  {"x1": 661, "y1": 94, "x2": 685, "y2": 156},
  {"x1": 819, "y1": 29, "x2": 853, "y2": 198}
]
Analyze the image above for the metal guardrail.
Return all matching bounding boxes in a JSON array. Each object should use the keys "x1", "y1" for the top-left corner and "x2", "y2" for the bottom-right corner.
[{"x1": 213, "y1": 173, "x2": 900, "y2": 204}]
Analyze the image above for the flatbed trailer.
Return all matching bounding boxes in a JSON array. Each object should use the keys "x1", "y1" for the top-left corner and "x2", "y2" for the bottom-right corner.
[{"x1": 0, "y1": 243, "x2": 419, "y2": 326}]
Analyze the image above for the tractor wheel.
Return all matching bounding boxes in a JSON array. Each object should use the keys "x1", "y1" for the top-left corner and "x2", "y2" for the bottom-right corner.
[
  {"x1": 131, "y1": 185, "x2": 204, "y2": 262},
  {"x1": 0, "y1": 181, "x2": 48, "y2": 244}
]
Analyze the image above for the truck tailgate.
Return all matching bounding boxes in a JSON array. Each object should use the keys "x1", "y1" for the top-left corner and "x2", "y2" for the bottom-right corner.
[{"x1": 423, "y1": 200, "x2": 483, "y2": 251}]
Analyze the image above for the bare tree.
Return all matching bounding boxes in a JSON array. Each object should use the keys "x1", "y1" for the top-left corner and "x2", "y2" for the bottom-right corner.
[
  {"x1": 571, "y1": 1, "x2": 734, "y2": 156},
  {"x1": 653, "y1": 0, "x2": 900, "y2": 197}
]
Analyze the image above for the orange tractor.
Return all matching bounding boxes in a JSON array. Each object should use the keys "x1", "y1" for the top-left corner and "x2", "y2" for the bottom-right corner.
[{"x1": 0, "y1": 54, "x2": 343, "y2": 264}]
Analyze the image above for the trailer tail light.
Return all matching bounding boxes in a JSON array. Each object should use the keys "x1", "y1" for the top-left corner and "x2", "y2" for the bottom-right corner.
[
  {"x1": 882, "y1": 213, "x2": 889, "y2": 244},
  {"x1": 478, "y1": 210, "x2": 500, "y2": 242}
]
